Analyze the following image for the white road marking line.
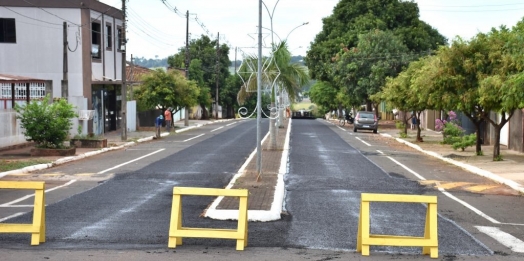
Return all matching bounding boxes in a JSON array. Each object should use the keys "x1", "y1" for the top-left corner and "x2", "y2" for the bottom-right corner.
[
  {"x1": 356, "y1": 137, "x2": 371, "y2": 146},
  {"x1": 439, "y1": 188, "x2": 500, "y2": 224},
  {"x1": 377, "y1": 149, "x2": 524, "y2": 226},
  {"x1": 210, "y1": 126, "x2": 224, "y2": 132},
  {"x1": 337, "y1": 126, "x2": 346, "y2": 131},
  {"x1": 97, "y1": 149, "x2": 165, "y2": 174},
  {"x1": 226, "y1": 122, "x2": 237, "y2": 126},
  {"x1": 0, "y1": 180, "x2": 77, "y2": 207},
  {"x1": 0, "y1": 212, "x2": 25, "y2": 222},
  {"x1": 183, "y1": 134, "x2": 205, "y2": 142},
  {"x1": 377, "y1": 150, "x2": 425, "y2": 180},
  {"x1": 476, "y1": 226, "x2": 524, "y2": 253}
]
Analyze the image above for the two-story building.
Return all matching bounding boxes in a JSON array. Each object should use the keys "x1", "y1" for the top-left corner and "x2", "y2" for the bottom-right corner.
[{"x1": 0, "y1": 0, "x2": 124, "y2": 137}]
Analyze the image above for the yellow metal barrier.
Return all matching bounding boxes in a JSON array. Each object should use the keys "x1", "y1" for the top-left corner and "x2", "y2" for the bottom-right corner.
[
  {"x1": 0, "y1": 181, "x2": 46, "y2": 245},
  {"x1": 357, "y1": 193, "x2": 438, "y2": 258},
  {"x1": 168, "y1": 187, "x2": 249, "y2": 250}
]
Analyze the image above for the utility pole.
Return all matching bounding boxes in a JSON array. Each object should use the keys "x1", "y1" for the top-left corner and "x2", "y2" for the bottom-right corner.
[
  {"x1": 121, "y1": 0, "x2": 127, "y2": 141},
  {"x1": 62, "y1": 22, "x2": 68, "y2": 99},
  {"x1": 130, "y1": 54, "x2": 134, "y2": 100},
  {"x1": 184, "y1": 10, "x2": 189, "y2": 126},
  {"x1": 215, "y1": 32, "x2": 219, "y2": 120}
]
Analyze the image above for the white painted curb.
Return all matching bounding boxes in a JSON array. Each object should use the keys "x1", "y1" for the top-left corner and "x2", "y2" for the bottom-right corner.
[
  {"x1": 205, "y1": 119, "x2": 292, "y2": 222},
  {"x1": 381, "y1": 133, "x2": 524, "y2": 194}
]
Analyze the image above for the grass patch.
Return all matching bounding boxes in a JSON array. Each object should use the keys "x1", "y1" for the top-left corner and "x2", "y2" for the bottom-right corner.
[{"x1": 0, "y1": 159, "x2": 52, "y2": 172}]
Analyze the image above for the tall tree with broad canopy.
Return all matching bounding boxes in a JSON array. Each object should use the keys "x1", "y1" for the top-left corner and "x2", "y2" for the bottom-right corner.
[
  {"x1": 472, "y1": 23, "x2": 524, "y2": 160},
  {"x1": 306, "y1": 0, "x2": 446, "y2": 103},
  {"x1": 134, "y1": 69, "x2": 200, "y2": 115},
  {"x1": 333, "y1": 29, "x2": 416, "y2": 114},
  {"x1": 168, "y1": 35, "x2": 230, "y2": 119}
]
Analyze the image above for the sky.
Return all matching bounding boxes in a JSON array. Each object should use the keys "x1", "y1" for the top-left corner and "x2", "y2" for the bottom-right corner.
[{"x1": 99, "y1": 0, "x2": 524, "y2": 60}]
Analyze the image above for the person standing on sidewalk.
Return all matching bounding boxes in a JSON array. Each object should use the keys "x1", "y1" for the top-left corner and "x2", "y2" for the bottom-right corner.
[
  {"x1": 164, "y1": 108, "x2": 172, "y2": 132},
  {"x1": 155, "y1": 114, "x2": 164, "y2": 138}
]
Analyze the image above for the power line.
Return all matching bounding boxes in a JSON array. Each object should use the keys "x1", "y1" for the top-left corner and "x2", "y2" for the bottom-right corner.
[
  {"x1": 421, "y1": 7, "x2": 524, "y2": 12},
  {"x1": 2, "y1": 6, "x2": 63, "y2": 26},
  {"x1": 21, "y1": 0, "x2": 80, "y2": 26},
  {"x1": 421, "y1": 2, "x2": 524, "y2": 8}
]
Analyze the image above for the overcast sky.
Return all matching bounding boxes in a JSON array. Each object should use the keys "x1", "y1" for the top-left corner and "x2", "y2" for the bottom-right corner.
[{"x1": 99, "y1": 0, "x2": 524, "y2": 59}]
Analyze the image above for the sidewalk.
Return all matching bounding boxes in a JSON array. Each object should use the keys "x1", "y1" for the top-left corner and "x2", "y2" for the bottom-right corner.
[{"x1": 0, "y1": 119, "x2": 221, "y2": 178}]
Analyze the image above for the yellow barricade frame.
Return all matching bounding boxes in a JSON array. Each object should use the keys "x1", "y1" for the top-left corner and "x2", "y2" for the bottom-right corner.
[
  {"x1": 168, "y1": 187, "x2": 249, "y2": 250},
  {"x1": 0, "y1": 181, "x2": 46, "y2": 245},
  {"x1": 357, "y1": 193, "x2": 438, "y2": 258}
]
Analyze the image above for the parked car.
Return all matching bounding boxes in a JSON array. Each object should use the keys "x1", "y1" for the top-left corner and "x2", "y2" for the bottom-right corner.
[{"x1": 353, "y1": 111, "x2": 378, "y2": 133}]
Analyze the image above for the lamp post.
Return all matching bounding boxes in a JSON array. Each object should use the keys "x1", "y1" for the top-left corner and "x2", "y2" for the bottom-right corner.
[{"x1": 256, "y1": 0, "x2": 263, "y2": 175}]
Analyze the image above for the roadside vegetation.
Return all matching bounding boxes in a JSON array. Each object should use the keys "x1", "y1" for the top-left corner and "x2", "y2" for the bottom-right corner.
[{"x1": 0, "y1": 159, "x2": 51, "y2": 172}]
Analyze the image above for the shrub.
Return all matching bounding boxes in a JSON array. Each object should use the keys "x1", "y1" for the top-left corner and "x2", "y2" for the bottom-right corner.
[
  {"x1": 395, "y1": 120, "x2": 405, "y2": 130},
  {"x1": 441, "y1": 121, "x2": 475, "y2": 151},
  {"x1": 15, "y1": 95, "x2": 77, "y2": 149}
]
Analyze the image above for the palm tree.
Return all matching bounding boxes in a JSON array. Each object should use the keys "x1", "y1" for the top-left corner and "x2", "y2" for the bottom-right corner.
[{"x1": 237, "y1": 40, "x2": 309, "y2": 149}]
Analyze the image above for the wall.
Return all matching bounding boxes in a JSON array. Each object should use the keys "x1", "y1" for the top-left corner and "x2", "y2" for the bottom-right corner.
[
  {"x1": 0, "y1": 110, "x2": 26, "y2": 148},
  {"x1": 0, "y1": 8, "x2": 83, "y2": 98},
  {"x1": 509, "y1": 109, "x2": 523, "y2": 152}
]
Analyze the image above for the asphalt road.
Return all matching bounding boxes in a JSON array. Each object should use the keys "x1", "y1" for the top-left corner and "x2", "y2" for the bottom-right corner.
[{"x1": 1, "y1": 118, "x2": 524, "y2": 261}]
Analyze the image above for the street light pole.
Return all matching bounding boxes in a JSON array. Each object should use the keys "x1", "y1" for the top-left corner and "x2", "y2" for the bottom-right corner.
[{"x1": 256, "y1": 0, "x2": 263, "y2": 176}]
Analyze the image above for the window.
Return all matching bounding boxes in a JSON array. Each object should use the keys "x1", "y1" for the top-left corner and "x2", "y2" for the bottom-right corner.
[
  {"x1": 91, "y1": 21, "x2": 101, "y2": 59},
  {"x1": 106, "y1": 23, "x2": 112, "y2": 50},
  {"x1": 0, "y1": 18, "x2": 16, "y2": 43},
  {"x1": 117, "y1": 27, "x2": 122, "y2": 51}
]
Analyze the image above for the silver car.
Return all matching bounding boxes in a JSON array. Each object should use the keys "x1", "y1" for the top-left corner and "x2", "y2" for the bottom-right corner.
[{"x1": 353, "y1": 111, "x2": 378, "y2": 133}]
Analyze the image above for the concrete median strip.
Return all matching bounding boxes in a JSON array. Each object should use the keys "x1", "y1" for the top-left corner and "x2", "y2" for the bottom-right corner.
[
  {"x1": 205, "y1": 119, "x2": 292, "y2": 222},
  {"x1": 380, "y1": 133, "x2": 524, "y2": 195}
]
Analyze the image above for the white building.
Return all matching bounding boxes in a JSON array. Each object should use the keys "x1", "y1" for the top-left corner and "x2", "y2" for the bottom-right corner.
[{"x1": 0, "y1": 0, "x2": 124, "y2": 136}]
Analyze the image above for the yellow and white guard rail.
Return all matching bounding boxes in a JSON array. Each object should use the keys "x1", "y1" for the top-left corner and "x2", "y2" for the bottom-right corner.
[
  {"x1": 0, "y1": 181, "x2": 46, "y2": 245},
  {"x1": 357, "y1": 193, "x2": 438, "y2": 258},
  {"x1": 169, "y1": 187, "x2": 249, "y2": 250}
]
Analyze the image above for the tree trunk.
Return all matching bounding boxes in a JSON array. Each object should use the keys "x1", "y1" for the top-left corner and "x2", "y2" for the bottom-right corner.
[
  {"x1": 493, "y1": 125, "x2": 501, "y2": 160},
  {"x1": 402, "y1": 112, "x2": 408, "y2": 135},
  {"x1": 416, "y1": 112, "x2": 423, "y2": 142},
  {"x1": 365, "y1": 100, "x2": 372, "y2": 111},
  {"x1": 474, "y1": 121, "x2": 482, "y2": 154}
]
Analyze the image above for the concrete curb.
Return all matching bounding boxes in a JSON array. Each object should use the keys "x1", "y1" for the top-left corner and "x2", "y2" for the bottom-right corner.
[
  {"x1": 204, "y1": 119, "x2": 292, "y2": 222},
  {"x1": 381, "y1": 133, "x2": 524, "y2": 195}
]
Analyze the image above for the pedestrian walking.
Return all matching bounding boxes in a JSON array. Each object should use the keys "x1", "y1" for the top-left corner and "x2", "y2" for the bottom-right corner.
[
  {"x1": 164, "y1": 108, "x2": 172, "y2": 132},
  {"x1": 155, "y1": 114, "x2": 164, "y2": 138},
  {"x1": 411, "y1": 113, "x2": 417, "y2": 130}
]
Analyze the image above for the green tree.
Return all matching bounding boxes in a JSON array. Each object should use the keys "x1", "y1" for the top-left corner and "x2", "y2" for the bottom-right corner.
[
  {"x1": 15, "y1": 95, "x2": 77, "y2": 149},
  {"x1": 134, "y1": 69, "x2": 200, "y2": 114},
  {"x1": 221, "y1": 74, "x2": 243, "y2": 118},
  {"x1": 308, "y1": 81, "x2": 339, "y2": 114},
  {"x1": 168, "y1": 35, "x2": 230, "y2": 119},
  {"x1": 333, "y1": 29, "x2": 417, "y2": 113},
  {"x1": 306, "y1": 0, "x2": 446, "y2": 99},
  {"x1": 472, "y1": 23, "x2": 524, "y2": 159}
]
